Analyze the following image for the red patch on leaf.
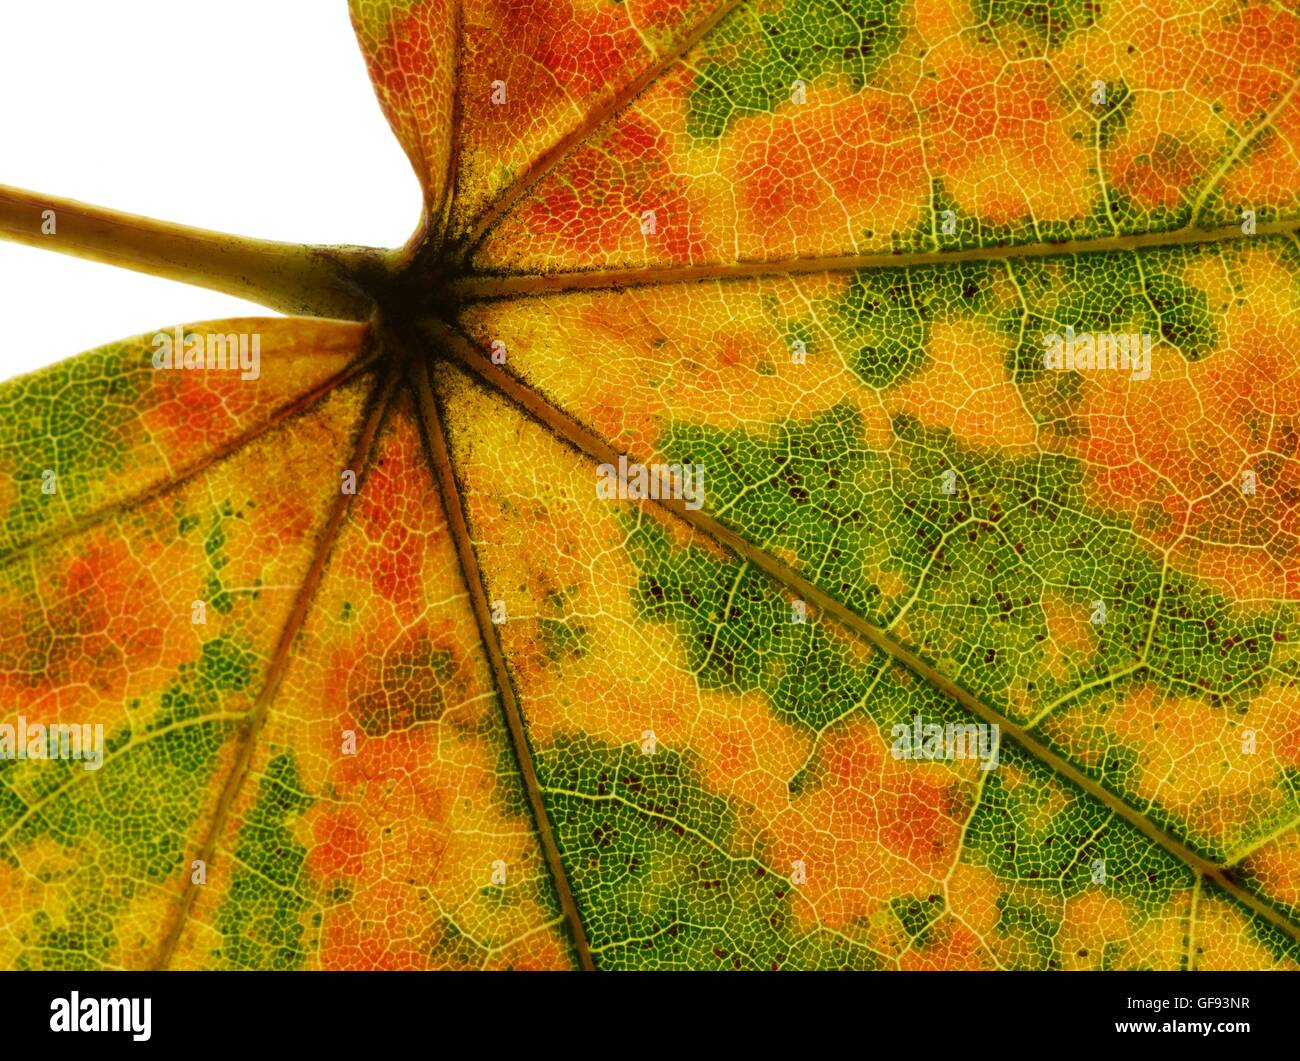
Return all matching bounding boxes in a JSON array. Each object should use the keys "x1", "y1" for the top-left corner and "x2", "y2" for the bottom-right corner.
[{"x1": 519, "y1": 111, "x2": 705, "y2": 264}]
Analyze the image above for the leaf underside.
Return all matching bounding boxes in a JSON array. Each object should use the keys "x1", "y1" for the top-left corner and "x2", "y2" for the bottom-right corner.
[{"x1": 3, "y1": 0, "x2": 1300, "y2": 970}]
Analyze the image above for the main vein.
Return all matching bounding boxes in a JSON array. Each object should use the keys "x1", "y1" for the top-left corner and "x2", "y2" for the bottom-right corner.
[
  {"x1": 151, "y1": 367, "x2": 399, "y2": 969},
  {"x1": 407, "y1": 346, "x2": 597, "y2": 971}
]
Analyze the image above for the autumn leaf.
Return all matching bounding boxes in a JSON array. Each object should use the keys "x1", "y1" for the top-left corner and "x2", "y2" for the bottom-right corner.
[{"x1": 1, "y1": 0, "x2": 1299, "y2": 971}]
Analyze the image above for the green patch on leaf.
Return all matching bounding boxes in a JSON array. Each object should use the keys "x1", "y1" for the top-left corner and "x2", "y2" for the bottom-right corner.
[
  {"x1": 215, "y1": 751, "x2": 314, "y2": 970},
  {"x1": 0, "y1": 343, "x2": 148, "y2": 556},
  {"x1": 623, "y1": 509, "x2": 875, "y2": 730},
  {"x1": 685, "y1": 0, "x2": 905, "y2": 139},
  {"x1": 539, "y1": 736, "x2": 880, "y2": 969}
]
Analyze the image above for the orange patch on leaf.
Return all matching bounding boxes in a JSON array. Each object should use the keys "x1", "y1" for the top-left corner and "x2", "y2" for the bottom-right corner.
[
  {"x1": 919, "y1": 48, "x2": 1092, "y2": 224},
  {"x1": 728, "y1": 86, "x2": 926, "y2": 254},
  {"x1": 518, "y1": 109, "x2": 707, "y2": 265},
  {"x1": 1076, "y1": 250, "x2": 1300, "y2": 601},
  {"x1": 773, "y1": 718, "x2": 970, "y2": 932}
]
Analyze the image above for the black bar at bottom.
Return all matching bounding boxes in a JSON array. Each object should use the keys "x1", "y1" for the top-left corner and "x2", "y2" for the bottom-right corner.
[{"x1": 0, "y1": 969, "x2": 1290, "y2": 1047}]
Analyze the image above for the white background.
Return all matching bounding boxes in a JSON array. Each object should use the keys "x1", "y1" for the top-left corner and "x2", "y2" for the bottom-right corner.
[{"x1": 0, "y1": 0, "x2": 421, "y2": 376}]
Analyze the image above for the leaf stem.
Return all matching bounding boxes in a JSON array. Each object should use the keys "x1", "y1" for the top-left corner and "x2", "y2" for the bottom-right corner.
[{"x1": 0, "y1": 183, "x2": 395, "y2": 320}]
